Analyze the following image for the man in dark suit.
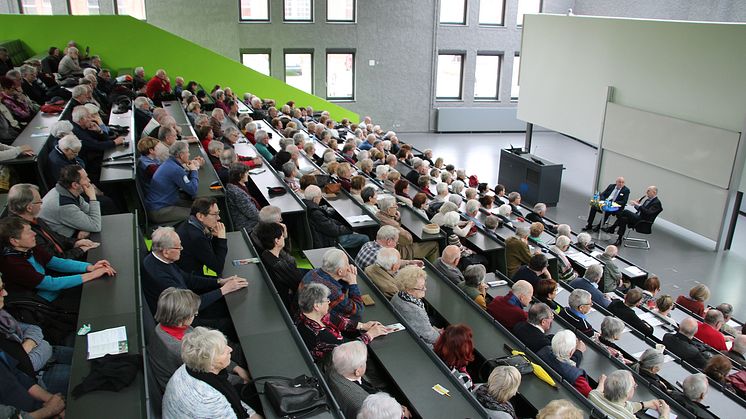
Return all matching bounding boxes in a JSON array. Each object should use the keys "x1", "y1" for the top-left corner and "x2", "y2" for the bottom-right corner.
[
  {"x1": 605, "y1": 185, "x2": 662, "y2": 246},
  {"x1": 513, "y1": 302, "x2": 583, "y2": 365},
  {"x1": 583, "y1": 177, "x2": 630, "y2": 231},
  {"x1": 525, "y1": 202, "x2": 558, "y2": 233},
  {"x1": 607, "y1": 288, "x2": 654, "y2": 337},
  {"x1": 727, "y1": 335, "x2": 746, "y2": 368},
  {"x1": 560, "y1": 289, "x2": 595, "y2": 337},
  {"x1": 662, "y1": 317, "x2": 711, "y2": 369}
]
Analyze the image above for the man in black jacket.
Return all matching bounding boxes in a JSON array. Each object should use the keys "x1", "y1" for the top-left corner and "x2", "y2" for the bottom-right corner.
[
  {"x1": 303, "y1": 185, "x2": 368, "y2": 251},
  {"x1": 70, "y1": 105, "x2": 124, "y2": 182},
  {"x1": 607, "y1": 288, "x2": 654, "y2": 337},
  {"x1": 255, "y1": 221, "x2": 307, "y2": 311},
  {"x1": 583, "y1": 177, "x2": 630, "y2": 231},
  {"x1": 514, "y1": 303, "x2": 585, "y2": 363},
  {"x1": 560, "y1": 289, "x2": 595, "y2": 337},
  {"x1": 525, "y1": 202, "x2": 558, "y2": 233},
  {"x1": 605, "y1": 185, "x2": 662, "y2": 246},
  {"x1": 175, "y1": 198, "x2": 228, "y2": 277},
  {"x1": 669, "y1": 374, "x2": 718, "y2": 419},
  {"x1": 662, "y1": 317, "x2": 710, "y2": 369}
]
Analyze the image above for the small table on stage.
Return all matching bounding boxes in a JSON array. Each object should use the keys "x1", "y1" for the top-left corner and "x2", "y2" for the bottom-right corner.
[{"x1": 589, "y1": 199, "x2": 621, "y2": 240}]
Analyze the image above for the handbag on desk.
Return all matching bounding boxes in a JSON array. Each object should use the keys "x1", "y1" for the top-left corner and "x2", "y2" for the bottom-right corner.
[{"x1": 246, "y1": 375, "x2": 328, "y2": 418}]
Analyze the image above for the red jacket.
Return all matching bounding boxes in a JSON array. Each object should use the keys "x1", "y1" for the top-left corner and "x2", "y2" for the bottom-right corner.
[
  {"x1": 487, "y1": 292, "x2": 527, "y2": 331},
  {"x1": 695, "y1": 322, "x2": 727, "y2": 351},
  {"x1": 145, "y1": 76, "x2": 171, "y2": 99},
  {"x1": 676, "y1": 295, "x2": 705, "y2": 317}
]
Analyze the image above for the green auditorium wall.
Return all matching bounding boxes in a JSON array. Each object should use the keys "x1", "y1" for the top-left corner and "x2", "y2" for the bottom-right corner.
[{"x1": 0, "y1": 14, "x2": 358, "y2": 122}]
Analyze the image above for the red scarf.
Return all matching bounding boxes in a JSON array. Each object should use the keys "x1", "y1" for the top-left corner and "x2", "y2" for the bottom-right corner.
[{"x1": 160, "y1": 324, "x2": 188, "y2": 340}]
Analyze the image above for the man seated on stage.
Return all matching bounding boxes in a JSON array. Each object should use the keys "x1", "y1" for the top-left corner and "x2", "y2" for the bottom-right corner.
[
  {"x1": 604, "y1": 185, "x2": 662, "y2": 246},
  {"x1": 583, "y1": 176, "x2": 630, "y2": 231}
]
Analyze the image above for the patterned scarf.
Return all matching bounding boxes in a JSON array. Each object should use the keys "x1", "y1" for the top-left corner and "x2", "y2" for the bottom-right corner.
[{"x1": 398, "y1": 291, "x2": 424, "y2": 309}]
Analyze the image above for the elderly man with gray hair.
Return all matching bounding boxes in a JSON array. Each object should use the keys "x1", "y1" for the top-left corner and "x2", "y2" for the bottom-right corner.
[
  {"x1": 142, "y1": 227, "x2": 247, "y2": 338},
  {"x1": 364, "y1": 248, "x2": 404, "y2": 299},
  {"x1": 537, "y1": 330, "x2": 592, "y2": 396},
  {"x1": 526, "y1": 202, "x2": 558, "y2": 233},
  {"x1": 434, "y1": 245, "x2": 464, "y2": 285},
  {"x1": 589, "y1": 370, "x2": 670, "y2": 419},
  {"x1": 560, "y1": 289, "x2": 595, "y2": 337},
  {"x1": 304, "y1": 185, "x2": 369, "y2": 251},
  {"x1": 301, "y1": 248, "x2": 365, "y2": 323},
  {"x1": 669, "y1": 374, "x2": 717, "y2": 419},
  {"x1": 505, "y1": 226, "x2": 539, "y2": 277},
  {"x1": 694, "y1": 309, "x2": 729, "y2": 351},
  {"x1": 662, "y1": 317, "x2": 710, "y2": 369},
  {"x1": 487, "y1": 280, "x2": 533, "y2": 330},
  {"x1": 70, "y1": 104, "x2": 125, "y2": 181},
  {"x1": 569, "y1": 263, "x2": 611, "y2": 308},
  {"x1": 596, "y1": 244, "x2": 622, "y2": 293},
  {"x1": 47, "y1": 133, "x2": 84, "y2": 183},
  {"x1": 514, "y1": 302, "x2": 572, "y2": 355},
  {"x1": 145, "y1": 141, "x2": 200, "y2": 223},
  {"x1": 355, "y1": 225, "x2": 423, "y2": 270}
]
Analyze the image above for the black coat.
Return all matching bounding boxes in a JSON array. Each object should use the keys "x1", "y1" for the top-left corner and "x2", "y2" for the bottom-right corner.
[
  {"x1": 175, "y1": 217, "x2": 228, "y2": 277},
  {"x1": 560, "y1": 308, "x2": 594, "y2": 337},
  {"x1": 261, "y1": 249, "x2": 304, "y2": 311},
  {"x1": 607, "y1": 301, "x2": 654, "y2": 337},
  {"x1": 662, "y1": 332, "x2": 708, "y2": 369},
  {"x1": 304, "y1": 199, "x2": 351, "y2": 248},
  {"x1": 513, "y1": 321, "x2": 551, "y2": 353}
]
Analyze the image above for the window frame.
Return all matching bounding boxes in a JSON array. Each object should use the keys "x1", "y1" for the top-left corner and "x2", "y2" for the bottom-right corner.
[
  {"x1": 326, "y1": 0, "x2": 356, "y2": 23},
  {"x1": 67, "y1": 0, "x2": 101, "y2": 15},
  {"x1": 474, "y1": 53, "x2": 502, "y2": 101},
  {"x1": 240, "y1": 49, "x2": 272, "y2": 77},
  {"x1": 435, "y1": 52, "x2": 465, "y2": 101},
  {"x1": 18, "y1": 0, "x2": 53, "y2": 15},
  {"x1": 516, "y1": 0, "x2": 542, "y2": 28},
  {"x1": 439, "y1": 0, "x2": 468, "y2": 25},
  {"x1": 510, "y1": 54, "x2": 520, "y2": 101},
  {"x1": 283, "y1": 50, "x2": 314, "y2": 95},
  {"x1": 238, "y1": 0, "x2": 271, "y2": 22},
  {"x1": 478, "y1": 0, "x2": 505, "y2": 27},
  {"x1": 113, "y1": 0, "x2": 147, "y2": 20},
  {"x1": 325, "y1": 50, "x2": 355, "y2": 101},
  {"x1": 282, "y1": 0, "x2": 314, "y2": 23}
]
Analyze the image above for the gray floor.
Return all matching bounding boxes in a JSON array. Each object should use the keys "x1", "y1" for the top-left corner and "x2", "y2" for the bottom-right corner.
[{"x1": 403, "y1": 131, "x2": 746, "y2": 320}]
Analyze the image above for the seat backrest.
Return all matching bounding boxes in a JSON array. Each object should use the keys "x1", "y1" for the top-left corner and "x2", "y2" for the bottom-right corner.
[{"x1": 636, "y1": 210, "x2": 662, "y2": 234}]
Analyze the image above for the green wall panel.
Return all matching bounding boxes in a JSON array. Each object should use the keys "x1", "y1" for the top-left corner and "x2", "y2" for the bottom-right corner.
[{"x1": 0, "y1": 14, "x2": 358, "y2": 122}]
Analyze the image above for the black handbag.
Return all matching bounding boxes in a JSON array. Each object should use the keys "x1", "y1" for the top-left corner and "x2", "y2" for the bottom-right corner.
[
  {"x1": 479, "y1": 354, "x2": 534, "y2": 382},
  {"x1": 248, "y1": 375, "x2": 328, "y2": 419}
]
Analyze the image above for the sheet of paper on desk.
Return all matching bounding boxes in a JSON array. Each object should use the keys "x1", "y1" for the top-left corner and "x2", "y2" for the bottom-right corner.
[
  {"x1": 87, "y1": 326, "x2": 128, "y2": 360},
  {"x1": 727, "y1": 319, "x2": 740, "y2": 329},
  {"x1": 639, "y1": 312, "x2": 665, "y2": 326},
  {"x1": 727, "y1": 340, "x2": 733, "y2": 351},
  {"x1": 624, "y1": 266, "x2": 646, "y2": 277},
  {"x1": 646, "y1": 409, "x2": 676, "y2": 419},
  {"x1": 30, "y1": 132, "x2": 48, "y2": 137},
  {"x1": 346, "y1": 215, "x2": 373, "y2": 224},
  {"x1": 487, "y1": 280, "x2": 507, "y2": 288}
]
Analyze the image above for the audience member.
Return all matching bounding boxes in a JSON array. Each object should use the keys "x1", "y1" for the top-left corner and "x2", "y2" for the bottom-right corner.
[
  {"x1": 474, "y1": 365, "x2": 521, "y2": 418},
  {"x1": 225, "y1": 163, "x2": 261, "y2": 233},
  {"x1": 511, "y1": 253, "x2": 550, "y2": 288},
  {"x1": 569, "y1": 264, "x2": 611, "y2": 308},
  {"x1": 57, "y1": 47, "x2": 83, "y2": 78},
  {"x1": 375, "y1": 196, "x2": 438, "y2": 262},
  {"x1": 694, "y1": 310, "x2": 728, "y2": 351},
  {"x1": 357, "y1": 392, "x2": 407, "y2": 419},
  {"x1": 301, "y1": 248, "x2": 364, "y2": 324},
  {"x1": 560, "y1": 289, "x2": 595, "y2": 337},
  {"x1": 550, "y1": 235, "x2": 577, "y2": 281},
  {"x1": 669, "y1": 374, "x2": 717, "y2": 419},
  {"x1": 146, "y1": 141, "x2": 200, "y2": 224},
  {"x1": 662, "y1": 317, "x2": 710, "y2": 369},
  {"x1": 589, "y1": 370, "x2": 670, "y2": 419},
  {"x1": 513, "y1": 303, "x2": 560, "y2": 353},
  {"x1": 640, "y1": 275, "x2": 661, "y2": 309},
  {"x1": 654, "y1": 295, "x2": 678, "y2": 326},
  {"x1": 595, "y1": 316, "x2": 634, "y2": 365},
  {"x1": 536, "y1": 399, "x2": 583, "y2": 419},
  {"x1": 161, "y1": 327, "x2": 260, "y2": 418},
  {"x1": 296, "y1": 283, "x2": 387, "y2": 362},
  {"x1": 255, "y1": 222, "x2": 305, "y2": 310},
  {"x1": 537, "y1": 330, "x2": 591, "y2": 396},
  {"x1": 433, "y1": 245, "x2": 464, "y2": 285},
  {"x1": 38, "y1": 165, "x2": 102, "y2": 239},
  {"x1": 575, "y1": 232, "x2": 594, "y2": 252},
  {"x1": 390, "y1": 266, "x2": 441, "y2": 347},
  {"x1": 326, "y1": 342, "x2": 382, "y2": 418},
  {"x1": 458, "y1": 264, "x2": 488, "y2": 309},
  {"x1": 703, "y1": 354, "x2": 732, "y2": 385},
  {"x1": 175, "y1": 198, "x2": 228, "y2": 276},
  {"x1": 304, "y1": 185, "x2": 368, "y2": 250},
  {"x1": 727, "y1": 335, "x2": 746, "y2": 367},
  {"x1": 597, "y1": 245, "x2": 622, "y2": 293},
  {"x1": 364, "y1": 248, "x2": 403, "y2": 299},
  {"x1": 487, "y1": 280, "x2": 533, "y2": 331},
  {"x1": 249, "y1": 205, "x2": 283, "y2": 254},
  {"x1": 715, "y1": 303, "x2": 740, "y2": 336},
  {"x1": 608, "y1": 288, "x2": 654, "y2": 337},
  {"x1": 526, "y1": 202, "x2": 557, "y2": 233},
  {"x1": 676, "y1": 284, "x2": 710, "y2": 318},
  {"x1": 633, "y1": 348, "x2": 670, "y2": 392},
  {"x1": 535, "y1": 278, "x2": 561, "y2": 313},
  {"x1": 505, "y1": 227, "x2": 535, "y2": 277}
]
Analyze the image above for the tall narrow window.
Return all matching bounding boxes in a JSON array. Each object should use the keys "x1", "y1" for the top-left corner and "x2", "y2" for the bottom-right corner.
[
  {"x1": 327, "y1": 0, "x2": 354, "y2": 22},
  {"x1": 516, "y1": 0, "x2": 540, "y2": 26},
  {"x1": 284, "y1": 0, "x2": 312, "y2": 22},
  {"x1": 479, "y1": 0, "x2": 504, "y2": 25},
  {"x1": 240, "y1": 0, "x2": 269, "y2": 21},
  {"x1": 326, "y1": 52, "x2": 354, "y2": 100},
  {"x1": 511, "y1": 55, "x2": 521, "y2": 100},
  {"x1": 115, "y1": 0, "x2": 146, "y2": 20},
  {"x1": 19, "y1": 0, "x2": 53, "y2": 15},
  {"x1": 439, "y1": 0, "x2": 466, "y2": 25},
  {"x1": 436, "y1": 54, "x2": 464, "y2": 100},
  {"x1": 69, "y1": 0, "x2": 100, "y2": 15},
  {"x1": 241, "y1": 52, "x2": 271, "y2": 76},
  {"x1": 285, "y1": 52, "x2": 313, "y2": 94},
  {"x1": 474, "y1": 54, "x2": 501, "y2": 100}
]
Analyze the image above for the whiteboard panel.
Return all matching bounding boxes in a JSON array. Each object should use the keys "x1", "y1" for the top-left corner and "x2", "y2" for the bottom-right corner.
[
  {"x1": 602, "y1": 103, "x2": 740, "y2": 189},
  {"x1": 599, "y1": 150, "x2": 727, "y2": 241}
]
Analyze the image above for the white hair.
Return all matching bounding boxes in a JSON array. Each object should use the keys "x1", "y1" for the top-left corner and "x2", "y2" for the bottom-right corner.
[
  {"x1": 181, "y1": 327, "x2": 227, "y2": 373},
  {"x1": 451, "y1": 180, "x2": 465, "y2": 194},
  {"x1": 512, "y1": 280, "x2": 533, "y2": 299},
  {"x1": 585, "y1": 264, "x2": 603, "y2": 281},
  {"x1": 58, "y1": 134, "x2": 81, "y2": 151},
  {"x1": 683, "y1": 373, "x2": 709, "y2": 402},
  {"x1": 357, "y1": 393, "x2": 401, "y2": 419},
  {"x1": 436, "y1": 182, "x2": 449, "y2": 195},
  {"x1": 50, "y1": 120, "x2": 74, "y2": 138},
  {"x1": 576, "y1": 232, "x2": 592, "y2": 245},
  {"x1": 71, "y1": 105, "x2": 89, "y2": 123},
  {"x1": 151, "y1": 226, "x2": 178, "y2": 252},
  {"x1": 258, "y1": 206, "x2": 281, "y2": 223},
  {"x1": 375, "y1": 164, "x2": 390, "y2": 178},
  {"x1": 377, "y1": 196, "x2": 397, "y2": 212},
  {"x1": 465, "y1": 199, "x2": 480, "y2": 214},
  {"x1": 533, "y1": 203, "x2": 547, "y2": 213},
  {"x1": 556, "y1": 224, "x2": 571, "y2": 238},
  {"x1": 603, "y1": 370, "x2": 634, "y2": 403},
  {"x1": 332, "y1": 341, "x2": 367, "y2": 376},
  {"x1": 497, "y1": 204, "x2": 512, "y2": 217},
  {"x1": 554, "y1": 235, "x2": 571, "y2": 250},
  {"x1": 551, "y1": 330, "x2": 576, "y2": 361},
  {"x1": 376, "y1": 248, "x2": 400, "y2": 271},
  {"x1": 568, "y1": 289, "x2": 591, "y2": 311},
  {"x1": 443, "y1": 211, "x2": 460, "y2": 228},
  {"x1": 376, "y1": 225, "x2": 400, "y2": 242},
  {"x1": 321, "y1": 248, "x2": 348, "y2": 274}
]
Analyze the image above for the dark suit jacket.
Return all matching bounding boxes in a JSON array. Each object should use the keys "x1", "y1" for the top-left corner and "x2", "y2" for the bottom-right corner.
[
  {"x1": 513, "y1": 321, "x2": 551, "y2": 353},
  {"x1": 326, "y1": 370, "x2": 374, "y2": 419},
  {"x1": 607, "y1": 301, "x2": 654, "y2": 337},
  {"x1": 525, "y1": 211, "x2": 556, "y2": 232},
  {"x1": 599, "y1": 184, "x2": 630, "y2": 207},
  {"x1": 560, "y1": 308, "x2": 594, "y2": 337},
  {"x1": 175, "y1": 217, "x2": 228, "y2": 277},
  {"x1": 636, "y1": 196, "x2": 663, "y2": 222},
  {"x1": 662, "y1": 332, "x2": 708, "y2": 369}
]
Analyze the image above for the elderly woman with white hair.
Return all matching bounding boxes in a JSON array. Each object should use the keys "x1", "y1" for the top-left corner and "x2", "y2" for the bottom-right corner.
[
  {"x1": 441, "y1": 211, "x2": 474, "y2": 239},
  {"x1": 296, "y1": 283, "x2": 388, "y2": 362},
  {"x1": 357, "y1": 393, "x2": 405, "y2": 419},
  {"x1": 575, "y1": 231, "x2": 595, "y2": 252},
  {"x1": 633, "y1": 348, "x2": 670, "y2": 392},
  {"x1": 430, "y1": 201, "x2": 458, "y2": 226},
  {"x1": 589, "y1": 370, "x2": 670, "y2": 419},
  {"x1": 375, "y1": 196, "x2": 438, "y2": 263},
  {"x1": 474, "y1": 365, "x2": 522, "y2": 418},
  {"x1": 537, "y1": 330, "x2": 592, "y2": 397},
  {"x1": 148, "y1": 288, "x2": 249, "y2": 394},
  {"x1": 594, "y1": 316, "x2": 634, "y2": 365},
  {"x1": 550, "y1": 235, "x2": 578, "y2": 281},
  {"x1": 390, "y1": 266, "x2": 441, "y2": 347},
  {"x1": 162, "y1": 327, "x2": 262, "y2": 419},
  {"x1": 458, "y1": 264, "x2": 488, "y2": 309}
]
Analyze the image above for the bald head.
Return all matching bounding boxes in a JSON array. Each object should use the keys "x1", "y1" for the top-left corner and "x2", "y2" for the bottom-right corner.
[
  {"x1": 441, "y1": 245, "x2": 461, "y2": 266},
  {"x1": 615, "y1": 177, "x2": 625, "y2": 188},
  {"x1": 679, "y1": 317, "x2": 699, "y2": 338}
]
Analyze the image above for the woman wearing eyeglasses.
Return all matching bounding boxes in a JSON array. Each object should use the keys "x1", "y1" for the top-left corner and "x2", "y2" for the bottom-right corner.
[{"x1": 389, "y1": 266, "x2": 442, "y2": 348}]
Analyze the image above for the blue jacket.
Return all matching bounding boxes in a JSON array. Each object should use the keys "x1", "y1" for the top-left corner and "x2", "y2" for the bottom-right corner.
[
  {"x1": 569, "y1": 277, "x2": 610, "y2": 308},
  {"x1": 146, "y1": 157, "x2": 198, "y2": 211}
]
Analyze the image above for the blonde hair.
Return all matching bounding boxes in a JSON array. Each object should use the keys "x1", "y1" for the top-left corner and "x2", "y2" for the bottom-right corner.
[
  {"x1": 487, "y1": 365, "x2": 521, "y2": 403},
  {"x1": 396, "y1": 265, "x2": 426, "y2": 291}
]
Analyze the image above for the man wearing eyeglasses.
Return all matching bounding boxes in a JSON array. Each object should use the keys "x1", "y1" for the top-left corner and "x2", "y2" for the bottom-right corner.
[{"x1": 176, "y1": 197, "x2": 228, "y2": 276}]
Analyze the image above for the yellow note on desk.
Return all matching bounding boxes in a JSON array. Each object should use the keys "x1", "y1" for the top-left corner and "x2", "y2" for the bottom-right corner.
[{"x1": 432, "y1": 384, "x2": 451, "y2": 397}]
